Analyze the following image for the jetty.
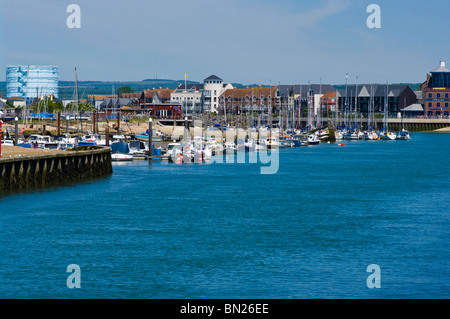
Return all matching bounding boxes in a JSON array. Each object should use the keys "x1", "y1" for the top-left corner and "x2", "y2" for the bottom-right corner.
[{"x1": 0, "y1": 145, "x2": 112, "y2": 193}]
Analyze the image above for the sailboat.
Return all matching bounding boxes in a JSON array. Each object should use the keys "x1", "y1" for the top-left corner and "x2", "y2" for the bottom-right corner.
[
  {"x1": 379, "y1": 83, "x2": 396, "y2": 140},
  {"x1": 396, "y1": 97, "x2": 411, "y2": 140},
  {"x1": 365, "y1": 85, "x2": 379, "y2": 140}
]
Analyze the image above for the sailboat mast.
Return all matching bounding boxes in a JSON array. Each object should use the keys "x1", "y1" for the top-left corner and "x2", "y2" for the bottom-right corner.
[
  {"x1": 355, "y1": 75, "x2": 358, "y2": 129},
  {"x1": 24, "y1": 65, "x2": 30, "y2": 126},
  {"x1": 344, "y1": 74, "x2": 348, "y2": 129},
  {"x1": 75, "y1": 67, "x2": 79, "y2": 133},
  {"x1": 318, "y1": 78, "x2": 322, "y2": 128}
]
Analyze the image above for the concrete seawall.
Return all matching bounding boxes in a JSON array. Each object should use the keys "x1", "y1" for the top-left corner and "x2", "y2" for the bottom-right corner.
[{"x1": 0, "y1": 147, "x2": 112, "y2": 193}]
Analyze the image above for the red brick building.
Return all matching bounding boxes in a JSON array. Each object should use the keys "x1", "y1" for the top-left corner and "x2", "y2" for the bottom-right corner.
[
  {"x1": 320, "y1": 91, "x2": 337, "y2": 112},
  {"x1": 422, "y1": 61, "x2": 450, "y2": 117},
  {"x1": 219, "y1": 86, "x2": 279, "y2": 115}
]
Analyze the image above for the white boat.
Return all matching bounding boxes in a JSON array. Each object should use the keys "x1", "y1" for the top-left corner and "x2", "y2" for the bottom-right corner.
[
  {"x1": 307, "y1": 134, "x2": 320, "y2": 145},
  {"x1": 223, "y1": 141, "x2": 237, "y2": 154},
  {"x1": 111, "y1": 153, "x2": 134, "y2": 161},
  {"x1": 364, "y1": 131, "x2": 379, "y2": 140},
  {"x1": 244, "y1": 138, "x2": 256, "y2": 151},
  {"x1": 380, "y1": 131, "x2": 397, "y2": 140},
  {"x1": 29, "y1": 134, "x2": 52, "y2": 148},
  {"x1": 335, "y1": 130, "x2": 344, "y2": 140},
  {"x1": 205, "y1": 139, "x2": 223, "y2": 156},
  {"x1": 129, "y1": 140, "x2": 148, "y2": 158},
  {"x1": 167, "y1": 142, "x2": 182, "y2": 161},
  {"x1": 112, "y1": 135, "x2": 126, "y2": 143},
  {"x1": 256, "y1": 139, "x2": 268, "y2": 151},
  {"x1": 266, "y1": 136, "x2": 279, "y2": 149},
  {"x1": 396, "y1": 129, "x2": 411, "y2": 140},
  {"x1": 111, "y1": 142, "x2": 133, "y2": 161},
  {"x1": 1, "y1": 139, "x2": 15, "y2": 146},
  {"x1": 57, "y1": 142, "x2": 75, "y2": 150}
]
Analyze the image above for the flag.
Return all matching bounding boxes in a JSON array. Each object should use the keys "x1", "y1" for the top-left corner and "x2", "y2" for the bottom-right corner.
[{"x1": 185, "y1": 74, "x2": 188, "y2": 78}]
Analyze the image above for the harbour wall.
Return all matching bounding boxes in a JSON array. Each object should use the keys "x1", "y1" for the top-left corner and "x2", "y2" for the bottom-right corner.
[{"x1": 0, "y1": 147, "x2": 112, "y2": 193}]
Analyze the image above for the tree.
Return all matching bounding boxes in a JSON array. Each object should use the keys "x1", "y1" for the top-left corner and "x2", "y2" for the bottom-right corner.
[{"x1": 117, "y1": 86, "x2": 133, "y2": 98}]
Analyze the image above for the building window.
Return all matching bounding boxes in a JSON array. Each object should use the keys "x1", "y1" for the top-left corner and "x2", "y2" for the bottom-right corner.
[
  {"x1": 437, "y1": 103, "x2": 440, "y2": 108},
  {"x1": 428, "y1": 93, "x2": 432, "y2": 98},
  {"x1": 428, "y1": 103, "x2": 432, "y2": 108},
  {"x1": 437, "y1": 93, "x2": 440, "y2": 98},
  {"x1": 446, "y1": 93, "x2": 449, "y2": 98}
]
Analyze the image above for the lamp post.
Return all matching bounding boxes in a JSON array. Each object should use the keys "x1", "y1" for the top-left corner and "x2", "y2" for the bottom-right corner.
[
  {"x1": 15, "y1": 117, "x2": 19, "y2": 146},
  {"x1": 0, "y1": 111, "x2": 3, "y2": 157}
]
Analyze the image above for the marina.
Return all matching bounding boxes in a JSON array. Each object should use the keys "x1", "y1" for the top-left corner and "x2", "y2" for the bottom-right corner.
[{"x1": 1, "y1": 0, "x2": 449, "y2": 302}]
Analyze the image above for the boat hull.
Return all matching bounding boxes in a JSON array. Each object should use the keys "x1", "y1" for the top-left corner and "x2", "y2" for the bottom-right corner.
[{"x1": 111, "y1": 153, "x2": 134, "y2": 161}]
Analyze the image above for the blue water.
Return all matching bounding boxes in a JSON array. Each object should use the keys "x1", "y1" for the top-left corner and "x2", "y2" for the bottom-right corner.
[{"x1": 1, "y1": 133, "x2": 449, "y2": 298}]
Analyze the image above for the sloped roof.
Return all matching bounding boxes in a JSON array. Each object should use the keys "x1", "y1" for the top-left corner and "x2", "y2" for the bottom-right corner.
[
  {"x1": 204, "y1": 75, "x2": 223, "y2": 82},
  {"x1": 99, "y1": 98, "x2": 133, "y2": 109},
  {"x1": 280, "y1": 84, "x2": 336, "y2": 96},
  {"x1": 338, "y1": 84, "x2": 409, "y2": 98},
  {"x1": 220, "y1": 86, "x2": 278, "y2": 99},
  {"x1": 401, "y1": 104, "x2": 423, "y2": 111},
  {"x1": 430, "y1": 61, "x2": 450, "y2": 73},
  {"x1": 358, "y1": 85, "x2": 370, "y2": 97},
  {"x1": 143, "y1": 88, "x2": 173, "y2": 99},
  {"x1": 174, "y1": 83, "x2": 204, "y2": 92}
]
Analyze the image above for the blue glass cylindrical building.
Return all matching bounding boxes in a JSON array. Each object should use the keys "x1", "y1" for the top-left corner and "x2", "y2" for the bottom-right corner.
[{"x1": 6, "y1": 65, "x2": 59, "y2": 100}]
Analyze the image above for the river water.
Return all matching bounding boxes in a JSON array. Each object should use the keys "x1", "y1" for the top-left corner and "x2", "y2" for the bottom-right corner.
[{"x1": 1, "y1": 132, "x2": 449, "y2": 298}]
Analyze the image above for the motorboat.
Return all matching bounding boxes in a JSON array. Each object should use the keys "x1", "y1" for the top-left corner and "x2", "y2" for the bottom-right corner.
[
  {"x1": 1, "y1": 139, "x2": 15, "y2": 146},
  {"x1": 223, "y1": 141, "x2": 237, "y2": 155},
  {"x1": 293, "y1": 135, "x2": 309, "y2": 146},
  {"x1": 129, "y1": 140, "x2": 148, "y2": 159},
  {"x1": 29, "y1": 135, "x2": 52, "y2": 148},
  {"x1": 244, "y1": 138, "x2": 256, "y2": 152},
  {"x1": 167, "y1": 142, "x2": 182, "y2": 162},
  {"x1": 335, "y1": 130, "x2": 344, "y2": 140},
  {"x1": 111, "y1": 142, "x2": 133, "y2": 161},
  {"x1": 112, "y1": 135, "x2": 126, "y2": 143},
  {"x1": 266, "y1": 136, "x2": 279, "y2": 149},
  {"x1": 307, "y1": 134, "x2": 321, "y2": 145},
  {"x1": 255, "y1": 139, "x2": 268, "y2": 151}
]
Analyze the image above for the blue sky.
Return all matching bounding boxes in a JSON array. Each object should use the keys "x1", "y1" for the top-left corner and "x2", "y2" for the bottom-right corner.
[{"x1": 0, "y1": 0, "x2": 449, "y2": 85}]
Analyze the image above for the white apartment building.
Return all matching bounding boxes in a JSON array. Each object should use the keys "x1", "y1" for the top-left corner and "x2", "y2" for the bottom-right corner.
[
  {"x1": 170, "y1": 83, "x2": 204, "y2": 116},
  {"x1": 203, "y1": 75, "x2": 233, "y2": 113}
]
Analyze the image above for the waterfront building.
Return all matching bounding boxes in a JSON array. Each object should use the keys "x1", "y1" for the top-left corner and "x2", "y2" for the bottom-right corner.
[
  {"x1": 219, "y1": 85, "x2": 278, "y2": 122},
  {"x1": 320, "y1": 91, "x2": 338, "y2": 113},
  {"x1": 203, "y1": 75, "x2": 234, "y2": 113},
  {"x1": 278, "y1": 84, "x2": 335, "y2": 117},
  {"x1": 337, "y1": 84, "x2": 417, "y2": 117},
  {"x1": 87, "y1": 94, "x2": 118, "y2": 109},
  {"x1": 6, "y1": 65, "x2": 59, "y2": 100},
  {"x1": 170, "y1": 83, "x2": 204, "y2": 116},
  {"x1": 137, "y1": 88, "x2": 181, "y2": 118},
  {"x1": 422, "y1": 61, "x2": 450, "y2": 117},
  {"x1": 6, "y1": 96, "x2": 26, "y2": 108},
  {"x1": 400, "y1": 104, "x2": 424, "y2": 118}
]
